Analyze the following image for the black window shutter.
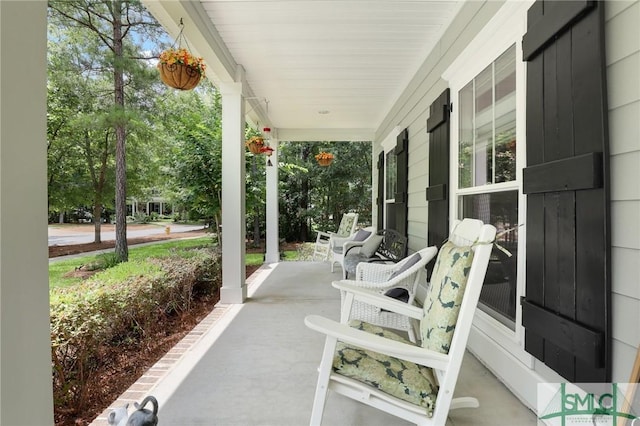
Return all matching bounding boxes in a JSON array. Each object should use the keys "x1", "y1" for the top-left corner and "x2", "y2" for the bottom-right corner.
[
  {"x1": 393, "y1": 129, "x2": 409, "y2": 237},
  {"x1": 376, "y1": 151, "x2": 385, "y2": 231},
  {"x1": 426, "y1": 89, "x2": 450, "y2": 252},
  {"x1": 522, "y1": 0, "x2": 611, "y2": 382}
]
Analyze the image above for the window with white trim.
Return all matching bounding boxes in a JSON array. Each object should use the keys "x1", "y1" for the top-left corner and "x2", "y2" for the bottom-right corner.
[
  {"x1": 444, "y1": 0, "x2": 532, "y2": 366},
  {"x1": 455, "y1": 44, "x2": 519, "y2": 329}
]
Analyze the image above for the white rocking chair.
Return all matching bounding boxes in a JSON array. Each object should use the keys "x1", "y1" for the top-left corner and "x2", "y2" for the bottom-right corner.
[
  {"x1": 336, "y1": 245, "x2": 438, "y2": 343},
  {"x1": 305, "y1": 219, "x2": 496, "y2": 426},
  {"x1": 312, "y1": 212, "x2": 358, "y2": 261}
]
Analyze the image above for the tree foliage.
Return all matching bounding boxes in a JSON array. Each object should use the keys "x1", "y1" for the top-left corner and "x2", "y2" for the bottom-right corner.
[
  {"x1": 47, "y1": 0, "x2": 373, "y2": 250},
  {"x1": 48, "y1": 0, "x2": 164, "y2": 260},
  {"x1": 278, "y1": 141, "x2": 372, "y2": 242},
  {"x1": 156, "y1": 81, "x2": 223, "y2": 232}
]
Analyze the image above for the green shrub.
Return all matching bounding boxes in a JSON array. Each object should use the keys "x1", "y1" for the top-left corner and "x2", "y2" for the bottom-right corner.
[
  {"x1": 133, "y1": 212, "x2": 150, "y2": 223},
  {"x1": 50, "y1": 247, "x2": 221, "y2": 413},
  {"x1": 79, "y1": 252, "x2": 122, "y2": 271}
]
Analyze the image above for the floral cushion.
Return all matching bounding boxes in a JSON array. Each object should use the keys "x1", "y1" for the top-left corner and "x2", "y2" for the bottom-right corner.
[
  {"x1": 420, "y1": 241, "x2": 474, "y2": 353},
  {"x1": 337, "y1": 214, "x2": 357, "y2": 237},
  {"x1": 333, "y1": 321, "x2": 439, "y2": 416}
]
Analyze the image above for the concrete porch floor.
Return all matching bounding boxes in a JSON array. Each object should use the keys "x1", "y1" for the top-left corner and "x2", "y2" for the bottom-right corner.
[{"x1": 92, "y1": 261, "x2": 539, "y2": 426}]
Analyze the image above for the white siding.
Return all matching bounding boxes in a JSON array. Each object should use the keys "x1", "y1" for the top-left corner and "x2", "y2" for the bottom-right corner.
[
  {"x1": 373, "y1": 0, "x2": 504, "y2": 252},
  {"x1": 377, "y1": 0, "x2": 640, "y2": 408},
  {"x1": 606, "y1": 0, "x2": 640, "y2": 383}
]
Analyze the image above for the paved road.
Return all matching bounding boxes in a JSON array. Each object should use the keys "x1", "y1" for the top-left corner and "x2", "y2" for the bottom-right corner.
[{"x1": 48, "y1": 223, "x2": 205, "y2": 246}]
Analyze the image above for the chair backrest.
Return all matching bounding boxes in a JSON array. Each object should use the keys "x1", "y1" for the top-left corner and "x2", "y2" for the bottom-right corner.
[
  {"x1": 336, "y1": 213, "x2": 358, "y2": 237},
  {"x1": 419, "y1": 218, "x2": 496, "y2": 420},
  {"x1": 385, "y1": 246, "x2": 438, "y2": 302}
]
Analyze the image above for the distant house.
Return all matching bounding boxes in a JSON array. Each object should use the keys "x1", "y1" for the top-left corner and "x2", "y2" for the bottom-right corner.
[{"x1": 127, "y1": 197, "x2": 174, "y2": 217}]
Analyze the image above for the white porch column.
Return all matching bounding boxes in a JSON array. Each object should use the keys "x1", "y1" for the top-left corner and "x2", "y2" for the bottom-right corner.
[
  {"x1": 0, "y1": 1, "x2": 54, "y2": 424},
  {"x1": 220, "y1": 81, "x2": 247, "y2": 303},
  {"x1": 265, "y1": 138, "x2": 280, "y2": 263}
]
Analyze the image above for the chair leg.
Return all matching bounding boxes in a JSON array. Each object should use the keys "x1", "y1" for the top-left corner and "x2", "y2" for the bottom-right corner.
[{"x1": 310, "y1": 336, "x2": 338, "y2": 426}]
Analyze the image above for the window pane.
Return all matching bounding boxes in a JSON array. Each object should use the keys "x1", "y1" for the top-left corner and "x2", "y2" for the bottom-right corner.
[
  {"x1": 460, "y1": 191, "x2": 519, "y2": 326},
  {"x1": 458, "y1": 82, "x2": 473, "y2": 188},
  {"x1": 474, "y1": 64, "x2": 493, "y2": 186},
  {"x1": 457, "y1": 44, "x2": 516, "y2": 188},
  {"x1": 385, "y1": 151, "x2": 396, "y2": 201},
  {"x1": 494, "y1": 46, "x2": 517, "y2": 183}
]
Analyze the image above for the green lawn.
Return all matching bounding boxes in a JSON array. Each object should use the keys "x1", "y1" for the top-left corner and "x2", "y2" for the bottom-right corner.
[
  {"x1": 49, "y1": 237, "x2": 215, "y2": 289},
  {"x1": 50, "y1": 237, "x2": 301, "y2": 289}
]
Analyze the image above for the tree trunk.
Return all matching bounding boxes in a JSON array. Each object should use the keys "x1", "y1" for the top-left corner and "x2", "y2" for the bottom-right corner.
[
  {"x1": 58, "y1": 212, "x2": 64, "y2": 224},
  {"x1": 113, "y1": 2, "x2": 128, "y2": 261},
  {"x1": 300, "y1": 146, "x2": 310, "y2": 241},
  {"x1": 93, "y1": 204, "x2": 103, "y2": 243}
]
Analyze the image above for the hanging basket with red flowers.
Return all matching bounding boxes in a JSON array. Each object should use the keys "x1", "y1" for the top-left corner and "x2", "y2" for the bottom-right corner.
[{"x1": 315, "y1": 151, "x2": 334, "y2": 166}]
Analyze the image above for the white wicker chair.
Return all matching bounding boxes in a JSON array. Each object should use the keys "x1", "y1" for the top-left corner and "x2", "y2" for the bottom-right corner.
[
  {"x1": 305, "y1": 219, "x2": 496, "y2": 426},
  {"x1": 312, "y1": 212, "x2": 358, "y2": 261},
  {"x1": 336, "y1": 246, "x2": 438, "y2": 343},
  {"x1": 329, "y1": 226, "x2": 376, "y2": 274}
]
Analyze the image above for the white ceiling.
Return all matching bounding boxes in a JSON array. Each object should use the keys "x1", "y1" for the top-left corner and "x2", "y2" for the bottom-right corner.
[{"x1": 144, "y1": 0, "x2": 462, "y2": 141}]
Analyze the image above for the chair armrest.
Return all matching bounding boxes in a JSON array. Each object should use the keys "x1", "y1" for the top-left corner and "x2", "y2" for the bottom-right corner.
[
  {"x1": 316, "y1": 230, "x2": 331, "y2": 240},
  {"x1": 343, "y1": 240, "x2": 365, "y2": 251},
  {"x1": 332, "y1": 281, "x2": 424, "y2": 320},
  {"x1": 344, "y1": 243, "x2": 365, "y2": 257},
  {"x1": 333, "y1": 278, "x2": 396, "y2": 292},
  {"x1": 305, "y1": 315, "x2": 448, "y2": 370},
  {"x1": 332, "y1": 235, "x2": 354, "y2": 249}
]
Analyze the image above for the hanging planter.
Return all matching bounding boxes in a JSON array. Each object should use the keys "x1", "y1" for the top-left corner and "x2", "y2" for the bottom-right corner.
[
  {"x1": 158, "y1": 48, "x2": 206, "y2": 90},
  {"x1": 246, "y1": 136, "x2": 265, "y2": 154},
  {"x1": 157, "y1": 20, "x2": 206, "y2": 91},
  {"x1": 315, "y1": 151, "x2": 334, "y2": 166}
]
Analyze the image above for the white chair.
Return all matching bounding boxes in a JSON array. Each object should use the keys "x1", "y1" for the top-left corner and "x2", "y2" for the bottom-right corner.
[
  {"x1": 342, "y1": 229, "x2": 407, "y2": 279},
  {"x1": 305, "y1": 219, "x2": 496, "y2": 426},
  {"x1": 329, "y1": 226, "x2": 376, "y2": 273},
  {"x1": 312, "y1": 212, "x2": 358, "y2": 261},
  {"x1": 336, "y1": 246, "x2": 438, "y2": 343}
]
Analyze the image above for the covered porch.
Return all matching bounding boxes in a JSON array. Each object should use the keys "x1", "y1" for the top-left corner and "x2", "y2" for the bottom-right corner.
[
  {"x1": 1, "y1": 0, "x2": 637, "y2": 423},
  {"x1": 91, "y1": 261, "x2": 537, "y2": 425}
]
